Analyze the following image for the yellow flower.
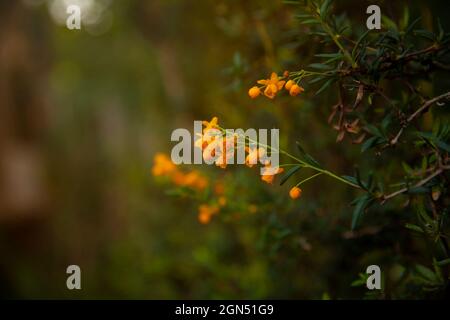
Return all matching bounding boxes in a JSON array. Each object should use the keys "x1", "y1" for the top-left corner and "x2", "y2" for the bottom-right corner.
[
  {"x1": 289, "y1": 186, "x2": 302, "y2": 199},
  {"x1": 260, "y1": 163, "x2": 284, "y2": 184},
  {"x1": 257, "y1": 72, "x2": 286, "y2": 99},
  {"x1": 248, "y1": 86, "x2": 261, "y2": 99},
  {"x1": 152, "y1": 153, "x2": 177, "y2": 176},
  {"x1": 289, "y1": 84, "x2": 305, "y2": 96}
]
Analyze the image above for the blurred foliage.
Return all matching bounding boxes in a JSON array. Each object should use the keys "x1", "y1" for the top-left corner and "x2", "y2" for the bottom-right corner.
[{"x1": 0, "y1": 0, "x2": 449, "y2": 299}]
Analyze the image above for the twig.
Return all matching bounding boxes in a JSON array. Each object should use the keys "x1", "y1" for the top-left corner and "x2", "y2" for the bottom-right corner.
[
  {"x1": 407, "y1": 91, "x2": 450, "y2": 122},
  {"x1": 388, "y1": 91, "x2": 450, "y2": 146},
  {"x1": 381, "y1": 168, "x2": 443, "y2": 204}
]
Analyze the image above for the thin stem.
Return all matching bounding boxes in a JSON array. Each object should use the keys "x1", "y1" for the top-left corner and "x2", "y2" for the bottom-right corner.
[
  {"x1": 388, "y1": 91, "x2": 450, "y2": 146},
  {"x1": 216, "y1": 125, "x2": 360, "y2": 189},
  {"x1": 295, "y1": 172, "x2": 323, "y2": 187},
  {"x1": 321, "y1": 22, "x2": 355, "y2": 67},
  {"x1": 230, "y1": 129, "x2": 361, "y2": 189},
  {"x1": 382, "y1": 169, "x2": 443, "y2": 203}
]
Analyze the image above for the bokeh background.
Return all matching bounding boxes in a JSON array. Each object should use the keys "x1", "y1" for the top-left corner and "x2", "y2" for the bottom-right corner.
[{"x1": 0, "y1": 0, "x2": 449, "y2": 299}]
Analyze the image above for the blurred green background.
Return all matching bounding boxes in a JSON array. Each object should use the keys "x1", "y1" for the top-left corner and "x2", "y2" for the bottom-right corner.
[{"x1": 0, "y1": 0, "x2": 448, "y2": 299}]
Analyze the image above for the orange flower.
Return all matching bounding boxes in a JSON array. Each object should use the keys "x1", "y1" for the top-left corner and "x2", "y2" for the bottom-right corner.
[
  {"x1": 289, "y1": 186, "x2": 302, "y2": 199},
  {"x1": 263, "y1": 84, "x2": 278, "y2": 99},
  {"x1": 194, "y1": 134, "x2": 209, "y2": 150},
  {"x1": 215, "y1": 135, "x2": 236, "y2": 168},
  {"x1": 248, "y1": 86, "x2": 261, "y2": 99},
  {"x1": 285, "y1": 80, "x2": 295, "y2": 91},
  {"x1": 257, "y1": 72, "x2": 286, "y2": 99},
  {"x1": 289, "y1": 84, "x2": 305, "y2": 96},
  {"x1": 198, "y1": 204, "x2": 219, "y2": 224},
  {"x1": 260, "y1": 163, "x2": 284, "y2": 184},
  {"x1": 203, "y1": 138, "x2": 221, "y2": 163},
  {"x1": 171, "y1": 170, "x2": 209, "y2": 191},
  {"x1": 245, "y1": 147, "x2": 266, "y2": 168},
  {"x1": 194, "y1": 176, "x2": 208, "y2": 190},
  {"x1": 171, "y1": 170, "x2": 186, "y2": 186},
  {"x1": 152, "y1": 153, "x2": 177, "y2": 176}
]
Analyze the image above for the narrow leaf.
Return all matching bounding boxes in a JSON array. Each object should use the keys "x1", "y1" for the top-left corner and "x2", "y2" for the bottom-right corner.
[{"x1": 279, "y1": 165, "x2": 302, "y2": 186}]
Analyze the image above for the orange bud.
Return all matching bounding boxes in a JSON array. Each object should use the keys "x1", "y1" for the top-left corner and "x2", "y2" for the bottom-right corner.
[
  {"x1": 248, "y1": 86, "x2": 261, "y2": 99},
  {"x1": 285, "y1": 80, "x2": 295, "y2": 91},
  {"x1": 289, "y1": 84, "x2": 304, "y2": 96},
  {"x1": 289, "y1": 186, "x2": 302, "y2": 199}
]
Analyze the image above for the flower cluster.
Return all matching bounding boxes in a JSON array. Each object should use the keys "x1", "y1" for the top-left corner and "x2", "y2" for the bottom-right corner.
[
  {"x1": 248, "y1": 72, "x2": 304, "y2": 99},
  {"x1": 195, "y1": 117, "x2": 285, "y2": 185},
  {"x1": 152, "y1": 152, "x2": 227, "y2": 224},
  {"x1": 152, "y1": 116, "x2": 306, "y2": 225},
  {"x1": 152, "y1": 153, "x2": 208, "y2": 191}
]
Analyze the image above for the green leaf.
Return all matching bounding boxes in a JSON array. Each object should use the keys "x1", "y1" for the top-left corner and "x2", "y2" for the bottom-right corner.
[
  {"x1": 407, "y1": 186, "x2": 430, "y2": 194},
  {"x1": 352, "y1": 29, "x2": 371, "y2": 59},
  {"x1": 364, "y1": 124, "x2": 383, "y2": 137},
  {"x1": 435, "y1": 140, "x2": 450, "y2": 153},
  {"x1": 405, "y1": 17, "x2": 421, "y2": 34},
  {"x1": 350, "y1": 273, "x2": 368, "y2": 287},
  {"x1": 294, "y1": 13, "x2": 312, "y2": 19},
  {"x1": 279, "y1": 165, "x2": 302, "y2": 186},
  {"x1": 315, "y1": 52, "x2": 342, "y2": 58},
  {"x1": 405, "y1": 223, "x2": 424, "y2": 233},
  {"x1": 308, "y1": 76, "x2": 325, "y2": 84},
  {"x1": 295, "y1": 141, "x2": 307, "y2": 158},
  {"x1": 301, "y1": 19, "x2": 321, "y2": 25},
  {"x1": 400, "y1": 6, "x2": 409, "y2": 31},
  {"x1": 351, "y1": 194, "x2": 372, "y2": 230},
  {"x1": 417, "y1": 132, "x2": 450, "y2": 152},
  {"x1": 382, "y1": 15, "x2": 398, "y2": 31},
  {"x1": 414, "y1": 29, "x2": 436, "y2": 41},
  {"x1": 361, "y1": 136, "x2": 381, "y2": 153},
  {"x1": 437, "y1": 18, "x2": 444, "y2": 41},
  {"x1": 295, "y1": 141, "x2": 321, "y2": 167},
  {"x1": 415, "y1": 265, "x2": 438, "y2": 282},
  {"x1": 320, "y1": 0, "x2": 333, "y2": 18},
  {"x1": 315, "y1": 78, "x2": 335, "y2": 96},
  {"x1": 341, "y1": 175, "x2": 358, "y2": 185},
  {"x1": 308, "y1": 63, "x2": 333, "y2": 70},
  {"x1": 436, "y1": 259, "x2": 450, "y2": 267},
  {"x1": 402, "y1": 161, "x2": 413, "y2": 174},
  {"x1": 381, "y1": 113, "x2": 392, "y2": 132}
]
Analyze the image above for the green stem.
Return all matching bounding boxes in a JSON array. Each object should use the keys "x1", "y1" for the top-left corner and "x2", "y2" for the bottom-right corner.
[
  {"x1": 321, "y1": 22, "x2": 355, "y2": 67},
  {"x1": 295, "y1": 172, "x2": 323, "y2": 187},
  {"x1": 216, "y1": 126, "x2": 360, "y2": 189},
  {"x1": 279, "y1": 150, "x2": 360, "y2": 188}
]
